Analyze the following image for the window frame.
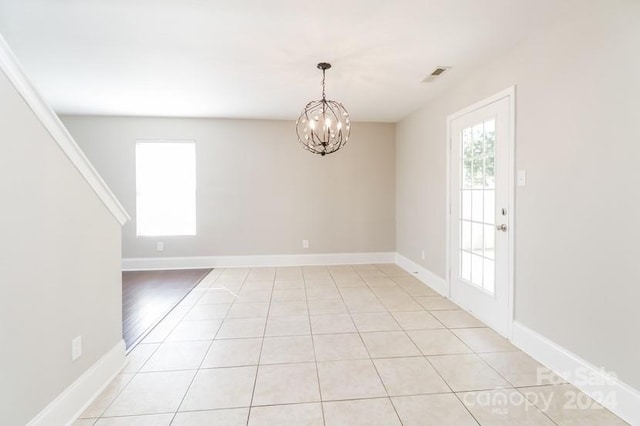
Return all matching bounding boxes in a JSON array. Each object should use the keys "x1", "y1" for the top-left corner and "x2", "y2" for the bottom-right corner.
[{"x1": 135, "y1": 139, "x2": 197, "y2": 237}]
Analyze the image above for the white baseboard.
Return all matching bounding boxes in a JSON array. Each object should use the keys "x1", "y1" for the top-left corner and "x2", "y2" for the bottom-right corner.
[
  {"x1": 511, "y1": 322, "x2": 640, "y2": 425},
  {"x1": 27, "y1": 340, "x2": 126, "y2": 426},
  {"x1": 395, "y1": 253, "x2": 448, "y2": 296},
  {"x1": 122, "y1": 252, "x2": 397, "y2": 271}
]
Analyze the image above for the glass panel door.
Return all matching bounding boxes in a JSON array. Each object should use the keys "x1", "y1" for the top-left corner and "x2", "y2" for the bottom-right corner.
[
  {"x1": 459, "y1": 119, "x2": 496, "y2": 294},
  {"x1": 449, "y1": 90, "x2": 513, "y2": 337}
]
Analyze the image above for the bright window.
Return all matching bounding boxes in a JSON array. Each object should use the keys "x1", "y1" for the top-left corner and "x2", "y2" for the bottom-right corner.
[{"x1": 135, "y1": 140, "x2": 196, "y2": 236}]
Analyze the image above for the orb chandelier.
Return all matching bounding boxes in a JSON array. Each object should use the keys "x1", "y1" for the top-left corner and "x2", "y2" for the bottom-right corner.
[{"x1": 296, "y1": 62, "x2": 351, "y2": 156}]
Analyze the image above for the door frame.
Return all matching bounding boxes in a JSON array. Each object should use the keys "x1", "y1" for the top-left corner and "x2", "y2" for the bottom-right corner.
[{"x1": 445, "y1": 86, "x2": 516, "y2": 338}]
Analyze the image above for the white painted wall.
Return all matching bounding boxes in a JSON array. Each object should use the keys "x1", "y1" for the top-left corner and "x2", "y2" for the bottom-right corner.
[
  {"x1": 62, "y1": 116, "x2": 396, "y2": 260},
  {"x1": 0, "y1": 68, "x2": 123, "y2": 424},
  {"x1": 396, "y1": 0, "x2": 640, "y2": 390}
]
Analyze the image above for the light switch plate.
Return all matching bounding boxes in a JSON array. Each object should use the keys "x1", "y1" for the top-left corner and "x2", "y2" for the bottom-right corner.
[
  {"x1": 517, "y1": 169, "x2": 527, "y2": 186},
  {"x1": 72, "y1": 336, "x2": 82, "y2": 361}
]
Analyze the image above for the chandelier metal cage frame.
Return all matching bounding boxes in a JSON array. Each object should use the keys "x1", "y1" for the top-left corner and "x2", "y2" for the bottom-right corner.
[{"x1": 296, "y1": 62, "x2": 351, "y2": 156}]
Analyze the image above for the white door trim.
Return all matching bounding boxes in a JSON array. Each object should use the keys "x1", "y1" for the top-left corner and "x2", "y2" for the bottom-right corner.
[{"x1": 445, "y1": 86, "x2": 516, "y2": 338}]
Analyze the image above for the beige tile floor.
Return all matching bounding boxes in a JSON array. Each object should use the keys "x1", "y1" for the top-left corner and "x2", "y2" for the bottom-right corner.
[{"x1": 76, "y1": 264, "x2": 628, "y2": 426}]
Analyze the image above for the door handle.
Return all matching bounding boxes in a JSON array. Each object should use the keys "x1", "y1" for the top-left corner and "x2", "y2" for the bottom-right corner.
[{"x1": 496, "y1": 224, "x2": 508, "y2": 232}]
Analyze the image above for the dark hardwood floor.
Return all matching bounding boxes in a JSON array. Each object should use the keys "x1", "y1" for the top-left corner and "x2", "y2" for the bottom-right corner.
[{"x1": 122, "y1": 268, "x2": 212, "y2": 351}]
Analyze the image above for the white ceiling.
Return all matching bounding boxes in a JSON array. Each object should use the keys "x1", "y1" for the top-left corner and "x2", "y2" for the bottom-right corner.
[{"x1": 0, "y1": 0, "x2": 582, "y2": 122}]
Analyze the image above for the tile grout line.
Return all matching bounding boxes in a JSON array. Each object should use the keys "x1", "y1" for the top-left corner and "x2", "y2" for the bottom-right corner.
[
  {"x1": 338, "y1": 265, "x2": 405, "y2": 425},
  {"x1": 302, "y1": 268, "x2": 327, "y2": 426},
  {"x1": 386, "y1": 270, "x2": 504, "y2": 426},
  {"x1": 100, "y1": 273, "x2": 220, "y2": 421},
  {"x1": 245, "y1": 269, "x2": 275, "y2": 426},
  {"x1": 384, "y1": 267, "x2": 558, "y2": 425},
  {"x1": 431, "y1": 370, "x2": 483, "y2": 426},
  {"x1": 168, "y1": 268, "x2": 249, "y2": 426},
  {"x1": 138, "y1": 274, "x2": 213, "y2": 345},
  {"x1": 89, "y1": 267, "x2": 387, "y2": 421},
  {"x1": 357, "y1": 265, "x2": 486, "y2": 425},
  {"x1": 80, "y1": 374, "x2": 136, "y2": 421},
  {"x1": 363, "y1": 265, "x2": 453, "y2": 425},
  {"x1": 512, "y1": 387, "x2": 561, "y2": 426},
  {"x1": 88, "y1": 264, "x2": 579, "y2": 425},
  {"x1": 467, "y1": 348, "x2": 562, "y2": 426},
  {"x1": 94, "y1": 270, "x2": 219, "y2": 423},
  {"x1": 98, "y1": 349, "x2": 541, "y2": 374}
]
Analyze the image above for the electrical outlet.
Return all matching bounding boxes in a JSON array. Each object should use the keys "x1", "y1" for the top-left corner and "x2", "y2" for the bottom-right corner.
[
  {"x1": 302, "y1": 239, "x2": 309, "y2": 249},
  {"x1": 156, "y1": 241, "x2": 164, "y2": 252},
  {"x1": 421, "y1": 250, "x2": 426, "y2": 260},
  {"x1": 71, "y1": 336, "x2": 82, "y2": 361}
]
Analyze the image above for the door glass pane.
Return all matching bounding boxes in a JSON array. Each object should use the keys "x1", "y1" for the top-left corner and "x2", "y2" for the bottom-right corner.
[
  {"x1": 461, "y1": 220, "x2": 471, "y2": 251},
  {"x1": 458, "y1": 117, "x2": 497, "y2": 294},
  {"x1": 472, "y1": 123, "x2": 484, "y2": 188},
  {"x1": 484, "y1": 190, "x2": 495, "y2": 224},
  {"x1": 462, "y1": 129, "x2": 473, "y2": 188},
  {"x1": 471, "y1": 254, "x2": 483, "y2": 287},
  {"x1": 484, "y1": 119, "x2": 496, "y2": 189},
  {"x1": 471, "y1": 190, "x2": 483, "y2": 222},
  {"x1": 461, "y1": 190, "x2": 472, "y2": 220},
  {"x1": 484, "y1": 224, "x2": 495, "y2": 260},
  {"x1": 471, "y1": 222, "x2": 483, "y2": 255}
]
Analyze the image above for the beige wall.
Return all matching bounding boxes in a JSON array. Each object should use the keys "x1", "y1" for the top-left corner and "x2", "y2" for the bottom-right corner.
[
  {"x1": 62, "y1": 116, "x2": 396, "y2": 259},
  {"x1": 0, "y1": 70, "x2": 123, "y2": 424},
  {"x1": 396, "y1": 0, "x2": 640, "y2": 389}
]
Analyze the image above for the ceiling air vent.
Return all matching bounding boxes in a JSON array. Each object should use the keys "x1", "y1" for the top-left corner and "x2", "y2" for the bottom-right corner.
[{"x1": 422, "y1": 66, "x2": 451, "y2": 83}]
